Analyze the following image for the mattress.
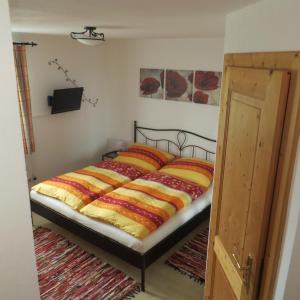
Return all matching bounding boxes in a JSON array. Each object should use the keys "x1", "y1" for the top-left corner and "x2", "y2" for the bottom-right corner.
[{"x1": 30, "y1": 186, "x2": 212, "y2": 253}]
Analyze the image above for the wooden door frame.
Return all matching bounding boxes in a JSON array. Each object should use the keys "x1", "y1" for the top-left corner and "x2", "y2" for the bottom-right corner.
[{"x1": 205, "y1": 52, "x2": 300, "y2": 299}]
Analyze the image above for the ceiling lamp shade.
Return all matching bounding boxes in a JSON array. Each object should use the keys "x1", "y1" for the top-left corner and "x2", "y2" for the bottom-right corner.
[{"x1": 70, "y1": 26, "x2": 105, "y2": 46}]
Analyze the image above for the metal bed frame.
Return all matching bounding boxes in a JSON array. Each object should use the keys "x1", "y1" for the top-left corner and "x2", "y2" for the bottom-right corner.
[{"x1": 31, "y1": 120, "x2": 216, "y2": 292}]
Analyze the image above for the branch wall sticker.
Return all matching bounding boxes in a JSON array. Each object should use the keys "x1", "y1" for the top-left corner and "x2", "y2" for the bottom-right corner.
[{"x1": 48, "y1": 58, "x2": 99, "y2": 107}]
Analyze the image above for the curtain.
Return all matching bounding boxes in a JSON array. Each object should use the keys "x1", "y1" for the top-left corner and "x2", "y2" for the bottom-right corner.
[{"x1": 13, "y1": 45, "x2": 35, "y2": 154}]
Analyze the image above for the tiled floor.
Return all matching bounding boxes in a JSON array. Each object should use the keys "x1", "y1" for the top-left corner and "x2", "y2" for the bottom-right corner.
[{"x1": 33, "y1": 213, "x2": 208, "y2": 300}]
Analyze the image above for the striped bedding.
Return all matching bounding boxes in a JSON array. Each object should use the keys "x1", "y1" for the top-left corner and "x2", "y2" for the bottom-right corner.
[
  {"x1": 32, "y1": 161, "x2": 145, "y2": 211},
  {"x1": 80, "y1": 171, "x2": 212, "y2": 239}
]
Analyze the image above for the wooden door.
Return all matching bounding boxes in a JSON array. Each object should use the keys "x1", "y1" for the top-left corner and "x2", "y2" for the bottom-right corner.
[{"x1": 205, "y1": 67, "x2": 290, "y2": 299}]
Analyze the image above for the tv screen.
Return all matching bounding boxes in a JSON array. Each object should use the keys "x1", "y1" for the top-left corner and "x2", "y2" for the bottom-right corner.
[{"x1": 51, "y1": 87, "x2": 83, "y2": 114}]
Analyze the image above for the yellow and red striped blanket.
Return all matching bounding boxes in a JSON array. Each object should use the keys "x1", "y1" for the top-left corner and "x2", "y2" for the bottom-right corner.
[
  {"x1": 32, "y1": 161, "x2": 145, "y2": 210},
  {"x1": 80, "y1": 171, "x2": 213, "y2": 239}
]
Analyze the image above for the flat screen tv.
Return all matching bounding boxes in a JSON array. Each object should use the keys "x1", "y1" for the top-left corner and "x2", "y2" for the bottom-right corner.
[{"x1": 51, "y1": 87, "x2": 83, "y2": 114}]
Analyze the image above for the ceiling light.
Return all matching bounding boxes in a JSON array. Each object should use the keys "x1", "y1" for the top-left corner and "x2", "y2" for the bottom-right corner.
[{"x1": 70, "y1": 26, "x2": 105, "y2": 46}]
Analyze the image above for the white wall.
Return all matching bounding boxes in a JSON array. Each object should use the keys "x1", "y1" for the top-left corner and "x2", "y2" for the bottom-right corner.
[
  {"x1": 225, "y1": 0, "x2": 300, "y2": 53},
  {"x1": 12, "y1": 35, "x2": 224, "y2": 181},
  {"x1": 13, "y1": 33, "x2": 115, "y2": 182},
  {"x1": 225, "y1": 0, "x2": 300, "y2": 299},
  {"x1": 108, "y1": 38, "x2": 224, "y2": 143},
  {"x1": 0, "y1": 1, "x2": 39, "y2": 299}
]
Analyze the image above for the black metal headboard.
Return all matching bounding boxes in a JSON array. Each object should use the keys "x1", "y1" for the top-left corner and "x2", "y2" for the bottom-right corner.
[{"x1": 133, "y1": 121, "x2": 216, "y2": 161}]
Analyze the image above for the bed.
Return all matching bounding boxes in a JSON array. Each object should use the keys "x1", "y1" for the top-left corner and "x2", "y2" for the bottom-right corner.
[{"x1": 30, "y1": 121, "x2": 216, "y2": 291}]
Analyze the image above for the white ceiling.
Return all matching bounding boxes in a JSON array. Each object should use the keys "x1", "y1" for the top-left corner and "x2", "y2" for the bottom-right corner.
[{"x1": 9, "y1": 0, "x2": 259, "y2": 39}]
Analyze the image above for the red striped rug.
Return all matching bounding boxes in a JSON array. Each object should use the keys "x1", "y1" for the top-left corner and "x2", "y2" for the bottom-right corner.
[
  {"x1": 34, "y1": 227, "x2": 139, "y2": 300},
  {"x1": 165, "y1": 227, "x2": 209, "y2": 283}
]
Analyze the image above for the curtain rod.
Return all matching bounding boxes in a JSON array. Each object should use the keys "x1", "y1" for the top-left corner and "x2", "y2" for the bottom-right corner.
[{"x1": 13, "y1": 42, "x2": 38, "y2": 47}]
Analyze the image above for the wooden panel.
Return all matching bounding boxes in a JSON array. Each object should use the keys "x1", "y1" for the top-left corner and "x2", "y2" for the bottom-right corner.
[
  {"x1": 218, "y1": 93, "x2": 261, "y2": 264},
  {"x1": 228, "y1": 67, "x2": 271, "y2": 100},
  {"x1": 213, "y1": 260, "x2": 238, "y2": 300},
  {"x1": 205, "y1": 66, "x2": 233, "y2": 299},
  {"x1": 222, "y1": 52, "x2": 300, "y2": 300},
  {"x1": 231, "y1": 92, "x2": 263, "y2": 109},
  {"x1": 214, "y1": 236, "x2": 243, "y2": 299},
  {"x1": 205, "y1": 66, "x2": 290, "y2": 300},
  {"x1": 241, "y1": 70, "x2": 290, "y2": 299}
]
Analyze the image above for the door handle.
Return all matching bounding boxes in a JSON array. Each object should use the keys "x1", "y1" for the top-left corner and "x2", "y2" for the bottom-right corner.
[{"x1": 232, "y1": 251, "x2": 253, "y2": 293}]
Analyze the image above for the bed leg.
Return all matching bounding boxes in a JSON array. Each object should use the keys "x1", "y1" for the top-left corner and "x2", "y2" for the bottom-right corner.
[
  {"x1": 141, "y1": 256, "x2": 146, "y2": 292},
  {"x1": 141, "y1": 267, "x2": 145, "y2": 292}
]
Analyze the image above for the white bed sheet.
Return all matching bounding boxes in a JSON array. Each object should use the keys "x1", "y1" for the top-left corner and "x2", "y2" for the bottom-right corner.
[{"x1": 30, "y1": 187, "x2": 212, "y2": 253}]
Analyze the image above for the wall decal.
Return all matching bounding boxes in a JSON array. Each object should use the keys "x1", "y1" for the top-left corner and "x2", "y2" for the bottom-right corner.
[
  {"x1": 48, "y1": 58, "x2": 99, "y2": 107},
  {"x1": 191, "y1": 71, "x2": 222, "y2": 105},
  {"x1": 165, "y1": 70, "x2": 193, "y2": 102},
  {"x1": 140, "y1": 68, "x2": 164, "y2": 99}
]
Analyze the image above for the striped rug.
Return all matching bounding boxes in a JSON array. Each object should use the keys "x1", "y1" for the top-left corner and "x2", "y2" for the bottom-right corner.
[
  {"x1": 165, "y1": 227, "x2": 209, "y2": 283},
  {"x1": 34, "y1": 227, "x2": 139, "y2": 300}
]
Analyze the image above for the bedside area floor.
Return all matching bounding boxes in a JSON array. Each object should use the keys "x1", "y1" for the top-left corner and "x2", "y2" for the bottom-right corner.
[{"x1": 32, "y1": 212, "x2": 208, "y2": 300}]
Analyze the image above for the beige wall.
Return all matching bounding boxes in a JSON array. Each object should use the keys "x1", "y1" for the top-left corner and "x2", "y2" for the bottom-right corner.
[
  {"x1": 225, "y1": 0, "x2": 300, "y2": 299},
  {"x1": 0, "y1": 1, "x2": 39, "y2": 299},
  {"x1": 108, "y1": 38, "x2": 224, "y2": 143}
]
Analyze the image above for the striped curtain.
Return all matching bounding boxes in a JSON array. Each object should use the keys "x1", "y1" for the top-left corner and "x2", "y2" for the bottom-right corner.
[{"x1": 13, "y1": 45, "x2": 35, "y2": 154}]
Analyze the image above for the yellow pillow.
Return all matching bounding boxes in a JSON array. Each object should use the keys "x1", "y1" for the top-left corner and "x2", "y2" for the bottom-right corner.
[
  {"x1": 114, "y1": 143, "x2": 175, "y2": 173},
  {"x1": 159, "y1": 157, "x2": 214, "y2": 188}
]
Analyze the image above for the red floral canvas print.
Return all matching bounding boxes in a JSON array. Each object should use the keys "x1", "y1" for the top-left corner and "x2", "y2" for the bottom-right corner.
[
  {"x1": 165, "y1": 70, "x2": 193, "y2": 102},
  {"x1": 191, "y1": 71, "x2": 222, "y2": 105},
  {"x1": 140, "y1": 68, "x2": 164, "y2": 99}
]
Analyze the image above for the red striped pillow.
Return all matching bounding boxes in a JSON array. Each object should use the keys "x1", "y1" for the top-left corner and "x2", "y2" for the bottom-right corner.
[
  {"x1": 159, "y1": 157, "x2": 214, "y2": 189},
  {"x1": 114, "y1": 143, "x2": 175, "y2": 172}
]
